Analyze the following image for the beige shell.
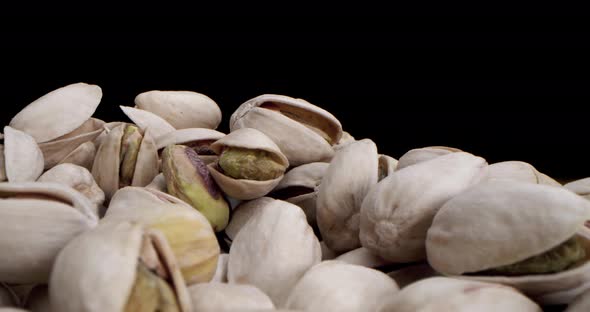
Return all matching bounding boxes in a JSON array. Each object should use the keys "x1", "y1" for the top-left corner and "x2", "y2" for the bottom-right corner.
[
  {"x1": 91, "y1": 124, "x2": 159, "y2": 201},
  {"x1": 49, "y1": 221, "x2": 191, "y2": 312},
  {"x1": 3, "y1": 126, "x2": 44, "y2": 182},
  {"x1": 145, "y1": 172, "x2": 167, "y2": 192},
  {"x1": 334, "y1": 247, "x2": 391, "y2": 269},
  {"x1": 566, "y1": 289, "x2": 590, "y2": 312},
  {"x1": 9, "y1": 83, "x2": 102, "y2": 143},
  {"x1": 387, "y1": 264, "x2": 440, "y2": 288},
  {"x1": 92, "y1": 121, "x2": 124, "y2": 148},
  {"x1": 120, "y1": 106, "x2": 176, "y2": 140},
  {"x1": 38, "y1": 163, "x2": 105, "y2": 211},
  {"x1": 284, "y1": 261, "x2": 399, "y2": 311},
  {"x1": 211, "y1": 253, "x2": 229, "y2": 283},
  {"x1": 0, "y1": 182, "x2": 98, "y2": 284},
  {"x1": 135, "y1": 90, "x2": 222, "y2": 129},
  {"x1": 188, "y1": 283, "x2": 275, "y2": 311},
  {"x1": 486, "y1": 160, "x2": 561, "y2": 186},
  {"x1": 332, "y1": 130, "x2": 356, "y2": 151},
  {"x1": 317, "y1": 139, "x2": 379, "y2": 253},
  {"x1": 228, "y1": 200, "x2": 321, "y2": 306},
  {"x1": 23, "y1": 285, "x2": 50, "y2": 312},
  {"x1": 395, "y1": 146, "x2": 462, "y2": 170},
  {"x1": 230, "y1": 94, "x2": 343, "y2": 166},
  {"x1": 38, "y1": 118, "x2": 104, "y2": 169},
  {"x1": 0, "y1": 283, "x2": 18, "y2": 307},
  {"x1": 224, "y1": 197, "x2": 275, "y2": 244},
  {"x1": 156, "y1": 128, "x2": 225, "y2": 165},
  {"x1": 378, "y1": 277, "x2": 541, "y2": 312},
  {"x1": 208, "y1": 128, "x2": 289, "y2": 200},
  {"x1": 565, "y1": 177, "x2": 590, "y2": 200},
  {"x1": 378, "y1": 154, "x2": 398, "y2": 178},
  {"x1": 360, "y1": 152, "x2": 488, "y2": 262},
  {"x1": 103, "y1": 186, "x2": 220, "y2": 285},
  {"x1": 57, "y1": 141, "x2": 96, "y2": 170},
  {"x1": 269, "y1": 162, "x2": 329, "y2": 228}
]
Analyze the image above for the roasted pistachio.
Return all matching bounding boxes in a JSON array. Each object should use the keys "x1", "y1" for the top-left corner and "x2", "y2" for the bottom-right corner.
[{"x1": 219, "y1": 147, "x2": 286, "y2": 181}]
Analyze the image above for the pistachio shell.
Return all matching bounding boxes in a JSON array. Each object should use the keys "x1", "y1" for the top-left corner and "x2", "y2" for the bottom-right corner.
[
  {"x1": 378, "y1": 154, "x2": 397, "y2": 181},
  {"x1": 565, "y1": 177, "x2": 590, "y2": 200},
  {"x1": 38, "y1": 118, "x2": 104, "y2": 169},
  {"x1": 395, "y1": 146, "x2": 462, "y2": 170},
  {"x1": 120, "y1": 106, "x2": 176, "y2": 140},
  {"x1": 130, "y1": 128, "x2": 159, "y2": 187},
  {"x1": 135, "y1": 90, "x2": 222, "y2": 129},
  {"x1": 487, "y1": 160, "x2": 561, "y2": 186},
  {"x1": 209, "y1": 128, "x2": 288, "y2": 200},
  {"x1": 188, "y1": 283, "x2": 275, "y2": 311},
  {"x1": 334, "y1": 247, "x2": 391, "y2": 269},
  {"x1": 155, "y1": 128, "x2": 225, "y2": 150},
  {"x1": 224, "y1": 197, "x2": 275, "y2": 244},
  {"x1": 23, "y1": 285, "x2": 50, "y2": 312},
  {"x1": 211, "y1": 253, "x2": 229, "y2": 283},
  {"x1": 317, "y1": 139, "x2": 379, "y2": 253},
  {"x1": 0, "y1": 283, "x2": 18, "y2": 307},
  {"x1": 230, "y1": 94, "x2": 342, "y2": 166},
  {"x1": 566, "y1": 289, "x2": 590, "y2": 312},
  {"x1": 228, "y1": 200, "x2": 321, "y2": 306},
  {"x1": 3, "y1": 126, "x2": 44, "y2": 182},
  {"x1": 58, "y1": 141, "x2": 96, "y2": 170},
  {"x1": 9, "y1": 83, "x2": 102, "y2": 143},
  {"x1": 38, "y1": 163, "x2": 105, "y2": 210},
  {"x1": 360, "y1": 152, "x2": 488, "y2": 262},
  {"x1": 49, "y1": 222, "x2": 191, "y2": 312},
  {"x1": 333, "y1": 130, "x2": 356, "y2": 151},
  {"x1": 146, "y1": 173, "x2": 167, "y2": 192},
  {"x1": 0, "y1": 182, "x2": 98, "y2": 284},
  {"x1": 93, "y1": 121, "x2": 124, "y2": 148},
  {"x1": 284, "y1": 261, "x2": 399, "y2": 311},
  {"x1": 387, "y1": 264, "x2": 440, "y2": 288},
  {"x1": 0, "y1": 145, "x2": 6, "y2": 182}
]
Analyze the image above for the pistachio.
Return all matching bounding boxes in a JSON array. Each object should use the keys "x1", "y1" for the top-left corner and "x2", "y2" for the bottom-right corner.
[
  {"x1": 565, "y1": 177, "x2": 590, "y2": 200},
  {"x1": 188, "y1": 283, "x2": 275, "y2": 311},
  {"x1": 124, "y1": 262, "x2": 180, "y2": 312},
  {"x1": 2, "y1": 126, "x2": 44, "y2": 182},
  {"x1": 224, "y1": 197, "x2": 275, "y2": 246},
  {"x1": 155, "y1": 128, "x2": 225, "y2": 165},
  {"x1": 161, "y1": 144, "x2": 230, "y2": 231},
  {"x1": 119, "y1": 125, "x2": 143, "y2": 187},
  {"x1": 218, "y1": 147, "x2": 286, "y2": 180},
  {"x1": 395, "y1": 146, "x2": 462, "y2": 170},
  {"x1": 120, "y1": 106, "x2": 176, "y2": 141},
  {"x1": 211, "y1": 253, "x2": 229, "y2": 283},
  {"x1": 58, "y1": 141, "x2": 97, "y2": 170},
  {"x1": 486, "y1": 160, "x2": 561, "y2": 186}
]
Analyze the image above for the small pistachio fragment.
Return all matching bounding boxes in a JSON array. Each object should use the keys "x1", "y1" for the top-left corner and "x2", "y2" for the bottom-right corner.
[
  {"x1": 219, "y1": 147, "x2": 286, "y2": 181},
  {"x1": 161, "y1": 144, "x2": 230, "y2": 232}
]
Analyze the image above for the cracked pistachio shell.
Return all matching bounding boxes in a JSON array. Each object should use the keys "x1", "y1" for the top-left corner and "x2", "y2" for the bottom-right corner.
[
  {"x1": 378, "y1": 277, "x2": 541, "y2": 312},
  {"x1": 135, "y1": 90, "x2": 222, "y2": 129},
  {"x1": 57, "y1": 141, "x2": 96, "y2": 170},
  {"x1": 156, "y1": 128, "x2": 225, "y2": 165},
  {"x1": 487, "y1": 160, "x2": 561, "y2": 186},
  {"x1": 565, "y1": 177, "x2": 590, "y2": 200},
  {"x1": 269, "y1": 162, "x2": 329, "y2": 228},
  {"x1": 120, "y1": 106, "x2": 176, "y2": 140},
  {"x1": 3, "y1": 126, "x2": 44, "y2": 182},
  {"x1": 188, "y1": 283, "x2": 275, "y2": 311},
  {"x1": 387, "y1": 264, "x2": 440, "y2": 288},
  {"x1": 334, "y1": 247, "x2": 391, "y2": 269},
  {"x1": 230, "y1": 94, "x2": 342, "y2": 166},
  {"x1": 228, "y1": 200, "x2": 321, "y2": 306},
  {"x1": 23, "y1": 285, "x2": 50, "y2": 312},
  {"x1": 224, "y1": 197, "x2": 275, "y2": 245},
  {"x1": 395, "y1": 146, "x2": 462, "y2": 170},
  {"x1": 49, "y1": 221, "x2": 192, "y2": 312},
  {"x1": 9, "y1": 83, "x2": 102, "y2": 143},
  {"x1": 211, "y1": 253, "x2": 229, "y2": 283},
  {"x1": 0, "y1": 283, "x2": 18, "y2": 307},
  {"x1": 317, "y1": 139, "x2": 379, "y2": 253},
  {"x1": 360, "y1": 152, "x2": 488, "y2": 263},
  {"x1": 285, "y1": 261, "x2": 399, "y2": 312},
  {"x1": 38, "y1": 163, "x2": 105, "y2": 210},
  {"x1": 426, "y1": 181, "x2": 590, "y2": 304},
  {"x1": 104, "y1": 187, "x2": 220, "y2": 285},
  {"x1": 208, "y1": 128, "x2": 289, "y2": 200},
  {"x1": 38, "y1": 118, "x2": 104, "y2": 169},
  {"x1": 0, "y1": 182, "x2": 98, "y2": 284},
  {"x1": 92, "y1": 124, "x2": 158, "y2": 201}
]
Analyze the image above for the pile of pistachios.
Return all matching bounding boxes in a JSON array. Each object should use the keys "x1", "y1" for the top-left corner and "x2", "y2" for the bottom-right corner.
[{"x1": 1, "y1": 82, "x2": 590, "y2": 312}]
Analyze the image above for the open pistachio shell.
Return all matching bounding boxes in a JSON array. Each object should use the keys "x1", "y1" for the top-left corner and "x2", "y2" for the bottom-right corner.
[
  {"x1": 378, "y1": 277, "x2": 541, "y2": 312},
  {"x1": 230, "y1": 94, "x2": 342, "y2": 166},
  {"x1": 228, "y1": 200, "x2": 321, "y2": 306},
  {"x1": 487, "y1": 160, "x2": 561, "y2": 186},
  {"x1": 3, "y1": 126, "x2": 44, "y2": 182},
  {"x1": 0, "y1": 182, "x2": 98, "y2": 284},
  {"x1": 224, "y1": 197, "x2": 275, "y2": 245},
  {"x1": 120, "y1": 106, "x2": 176, "y2": 140},
  {"x1": 284, "y1": 261, "x2": 399, "y2": 311},
  {"x1": 155, "y1": 128, "x2": 225, "y2": 165},
  {"x1": 0, "y1": 283, "x2": 19, "y2": 307},
  {"x1": 269, "y1": 162, "x2": 329, "y2": 228},
  {"x1": 317, "y1": 139, "x2": 379, "y2": 253},
  {"x1": 565, "y1": 177, "x2": 590, "y2": 200},
  {"x1": 334, "y1": 247, "x2": 391, "y2": 269},
  {"x1": 38, "y1": 163, "x2": 105, "y2": 210},
  {"x1": 9, "y1": 83, "x2": 102, "y2": 143},
  {"x1": 135, "y1": 90, "x2": 222, "y2": 129},
  {"x1": 360, "y1": 152, "x2": 488, "y2": 263},
  {"x1": 426, "y1": 181, "x2": 590, "y2": 304},
  {"x1": 49, "y1": 221, "x2": 192, "y2": 312},
  {"x1": 188, "y1": 283, "x2": 275, "y2": 311},
  {"x1": 58, "y1": 141, "x2": 96, "y2": 170},
  {"x1": 395, "y1": 146, "x2": 462, "y2": 170},
  {"x1": 38, "y1": 118, "x2": 104, "y2": 169},
  {"x1": 208, "y1": 128, "x2": 289, "y2": 200},
  {"x1": 23, "y1": 285, "x2": 50, "y2": 312}
]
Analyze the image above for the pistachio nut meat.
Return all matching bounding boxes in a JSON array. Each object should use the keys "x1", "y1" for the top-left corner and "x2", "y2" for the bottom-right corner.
[
  {"x1": 0, "y1": 126, "x2": 44, "y2": 182},
  {"x1": 103, "y1": 187, "x2": 221, "y2": 285},
  {"x1": 188, "y1": 283, "x2": 275, "y2": 312},
  {"x1": 134, "y1": 90, "x2": 222, "y2": 130},
  {"x1": 0, "y1": 182, "x2": 98, "y2": 284},
  {"x1": 155, "y1": 128, "x2": 225, "y2": 165},
  {"x1": 92, "y1": 123, "x2": 159, "y2": 202},
  {"x1": 360, "y1": 152, "x2": 488, "y2": 263},
  {"x1": 49, "y1": 221, "x2": 192, "y2": 312},
  {"x1": 228, "y1": 200, "x2": 321, "y2": 306},
  {"x1": 208, "y1": 128, "x2": 289, "y2": 200},
  {"x1": 161, "y1": 144, "x2": 230, "y2": 231},
  {"x1": 284, "y1": 261, "x2": 399, "y2": 312},
  {"x1": 395, "y1": 146, "x2": 462, "y2": 170},
  {"x1": 486, "y1": 160, "x2": 561, "y2": 186},
  {"x1": 426, "y1": 181, "x2": 590, "y2": 304},
  {"x1": 230, "y1": 94, "x2": 342, "y2": 166},
  {"x1": 38, "y1": 163, "x2": 105, "y2": 210}
]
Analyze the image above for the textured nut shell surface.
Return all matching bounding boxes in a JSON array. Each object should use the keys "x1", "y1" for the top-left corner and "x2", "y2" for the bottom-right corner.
[
  {"x1": 228, "y1": 200, "x2": 321, "y2": 306},
  {"x1": 284, "y1": 261, "x2": 399, "y2": 312},
  {"x1": 395, "y1": 146, "x2": 462, "y2": 170},
  {"x1": 38, "y1": 163, "x2": 105, "y2": 210},
  {"x1": 3, "y1": 126, "x2": 44, "y2": 182},
  {"x1": 225, "y1": 197, "x2": 275, "y2": 242},
  {"x1": 188, "y1": 283, "x2": 275, "y2": 311},
  {"x1": 334, "y1": 247, "x2": 391, "y2": 268},
  {"x1": 361, "y1": 152, "x2": 487, "y2": 262},
  {"x1": 135, "y1": 90, "x2": 222, "y2": 129},
  {"x1": 9, "y1": 83, "x2": 102, "y2": 143},
  {"x1": 120, "y1": 106, "x2": 176, "y2": 140},
  {"x1": 317, "y1": 139, "x2": 378, "y2": 253},
  {"x1": 155, "y1": 128, "x2": 225, "y2": 150},
  {"x1": 426, "y1": 181, "x2": 590, "y2": 275}
]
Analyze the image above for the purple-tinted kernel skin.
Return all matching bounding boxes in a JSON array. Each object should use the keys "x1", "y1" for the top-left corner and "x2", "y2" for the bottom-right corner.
[{"x1": 184, "y1": 146, "x2": 221, "y2": 199}]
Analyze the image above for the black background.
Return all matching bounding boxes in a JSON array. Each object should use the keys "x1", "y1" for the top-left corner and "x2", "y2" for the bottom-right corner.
[{"x1": 0, "y1": 14, "x2": 589, "y2": 181}]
